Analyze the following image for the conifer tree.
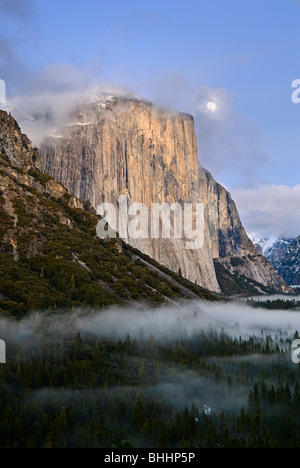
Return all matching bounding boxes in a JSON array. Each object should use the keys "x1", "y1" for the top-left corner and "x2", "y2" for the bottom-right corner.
[{"x1": 220, "y1": 411, "x2": 230, "y2": 448}]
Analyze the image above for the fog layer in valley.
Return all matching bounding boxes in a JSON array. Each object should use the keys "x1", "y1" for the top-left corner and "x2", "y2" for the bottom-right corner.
[{"x1": 0, "y1": 299, "x2": 299, "y2": 344}]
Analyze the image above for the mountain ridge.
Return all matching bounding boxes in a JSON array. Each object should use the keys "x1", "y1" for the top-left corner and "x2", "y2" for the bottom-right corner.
[
  {"x1": 250, "y1": 234, "x2": 299, "y2": 286},
  {"x1": 275, "y1": 236, "x2": 300, "y2": 286}
]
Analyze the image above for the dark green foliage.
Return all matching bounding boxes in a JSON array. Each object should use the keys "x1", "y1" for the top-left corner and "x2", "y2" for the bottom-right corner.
[
  {"x1": 247, "y1": 298, "x2": 300, "y2": 310},
  {"x1": 28, "y1": 168, "x2": 53, "y2": 186}
]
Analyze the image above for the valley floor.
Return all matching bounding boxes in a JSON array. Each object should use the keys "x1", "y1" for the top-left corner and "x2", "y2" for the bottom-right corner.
[{"x1": 0, "y1": 301, "x2": 299, "y2": 448}]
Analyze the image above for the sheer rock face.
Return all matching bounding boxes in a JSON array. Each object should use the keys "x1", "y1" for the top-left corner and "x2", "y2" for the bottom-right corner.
[
  {"x1": 39, "y1": 97, "x2": 290, "y2": 293},
  {"x1": 199, "y1": 169, "x2": 256, "y2": 259}
]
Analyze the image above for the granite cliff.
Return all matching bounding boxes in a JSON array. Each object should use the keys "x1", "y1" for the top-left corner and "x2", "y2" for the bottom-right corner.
[
  {"x1": 38, "y1": 95, "x2": 290, "y2": 294},
  {"x1": 0, "y1": 109, "x2": 219, "y2": 316}
]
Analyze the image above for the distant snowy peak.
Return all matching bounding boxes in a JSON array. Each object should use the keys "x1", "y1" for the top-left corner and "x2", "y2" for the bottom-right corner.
[
  {"x1": 249, "y1": 235, "x2": 278, "y2": 256},
  {"x1": 249, "y1": 234, "x2": 293, "y2": 259},
  {"x1": 276, "y1": 236, "x2": 300, "y2": 286},
  {"x1": 249, "y1": 234, "x2": 300, "y2": 286}
]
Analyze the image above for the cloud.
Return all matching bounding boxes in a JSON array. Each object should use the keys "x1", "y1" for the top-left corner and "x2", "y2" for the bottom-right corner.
[
  {"x1": 188, "y1": 86, "x2": 269, "y2": 188},
  {"x1": 131, "y1": 75, "x2": 269, "y2": 190},
  {"x1": 9, "y1": 63, "x2": 101, "y2": 145},
  {"x1": 9, "y1": 63, "x2": 142, "y2": 145},
  {"x1": 144, "y1": 80, "x2": 269, "y2": 188},
  {"x1": 232, "y1": 184, "x2": 300, "y2": 238},
  {"x1": 26, "y1": 62, "x2": 94, "y2": 94}
]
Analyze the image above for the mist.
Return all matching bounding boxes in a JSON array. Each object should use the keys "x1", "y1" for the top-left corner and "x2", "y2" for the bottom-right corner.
[
  {"x1": 30, "y1": 370, "x2": 250, "y2": 417},
  {"x1": 0, "y1": 299, "x2": 299, "y2": 443},
  {"x1": 1, "y1": 54, "x2": 267, "y2": 193},
  {"x1": 9, "y1": 73, "x2": 267, "y2": 190},
  {"x1": 0, "y1": 299, "x2": 299, "y2": 347},
  {"x1": 73, "y1": 300, "x2": 300, "y2": 341}
]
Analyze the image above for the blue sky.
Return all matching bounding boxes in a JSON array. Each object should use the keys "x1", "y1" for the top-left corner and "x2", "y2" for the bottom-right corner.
[{"x1": 1, "y1": 0, "x2": 300, "y2": 236}]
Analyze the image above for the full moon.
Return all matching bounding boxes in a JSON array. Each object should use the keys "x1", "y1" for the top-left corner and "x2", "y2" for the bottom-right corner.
[{"x1": 207, "y1": 101, "x2": 217, "y2": 111}]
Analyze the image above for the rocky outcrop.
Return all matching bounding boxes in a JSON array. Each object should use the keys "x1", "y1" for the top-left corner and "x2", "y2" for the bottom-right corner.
[
  {"x1": 0, "y1": 110, "x2": 88, "y2": 261},
  {"x1": 0, "y1": 111, "x2": 85, "y2": 210},
  {"x1": 199, "y1": 169, "x2": 256, "y2": 259},
  {"x1": 0, "y1": 111, "x2": 38, "y2": 168},
  {"x1": 38, "y1": 95, "x2": 291, "y2": 294},
  {"x1": 215, "y1": 255, "x2": 292, "y2": 295}
]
